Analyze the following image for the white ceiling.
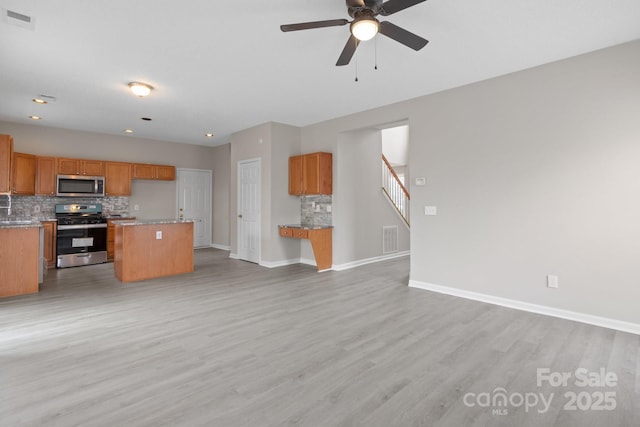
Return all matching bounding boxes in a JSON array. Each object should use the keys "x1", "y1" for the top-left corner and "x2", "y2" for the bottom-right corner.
[{"x1": 1, "y1": 0, "x2": 639, "y2": 147}]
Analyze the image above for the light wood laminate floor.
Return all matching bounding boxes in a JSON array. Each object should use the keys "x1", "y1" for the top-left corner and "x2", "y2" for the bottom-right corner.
[{"x1": 1, "y1": 249, "x2": 639, "y2": 426}]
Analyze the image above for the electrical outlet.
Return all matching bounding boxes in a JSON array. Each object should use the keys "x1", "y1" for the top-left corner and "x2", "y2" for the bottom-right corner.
[
  {"x1": 547, "y1": 275, "x2": 559, "y2": 288},
  {"x1": 33, "y1": 205, "x2": 40, "y2": 213},
  {"x1": 156, "y1": 231, "x2": 162, "y2": 240},
  {"x1": 326, "y1": 204, "x2": 332, "y2": 213},
  {"x1": 134, "y1": 204, "x2": 140, "y2": 211}
]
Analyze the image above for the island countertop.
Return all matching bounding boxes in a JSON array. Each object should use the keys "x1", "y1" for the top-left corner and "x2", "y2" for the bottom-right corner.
[{"x1": 112, "y1": 219, "x2": 195, "y2": 226}]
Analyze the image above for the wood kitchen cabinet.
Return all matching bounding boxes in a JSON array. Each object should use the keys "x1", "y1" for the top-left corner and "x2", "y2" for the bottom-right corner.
[
  {"x1": 104, "y1": 162, "x2": 132, "y2": 196},
  {"x1": 0, "y1": 134, "x2": 13, "y2": 193},
  {"x1": 12, "y1": 152, "x2": 36, "y2": 195},
  {"x1": 278, "y1": 226, "x2": 332, "y2": 271},
  {"x1": 41, "y1": 220, "x2": 57, "y2": 268},
  {"x1": 0, "y1": 226, "x2": 39, "y2": 298},
  {"x1": 57, "y1": 157, "x2": 104, "y2": 176},
  {"x1": 132, "y1": 163, "x2": 176, "y2": 181},
  {"x1": 107, "y1": 217, "x2": 135, "y2": 261},
  {"x1": 288, "y1": 152, "x2": 332, "y2": 195},
  {"x1": 35, "y1": 156, "x2": 57, "y2": 195}
]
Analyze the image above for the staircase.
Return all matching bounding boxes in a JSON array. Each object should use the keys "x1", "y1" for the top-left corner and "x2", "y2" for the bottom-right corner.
[{"x1": 381, "y1": 154, "x2": 410, "y2": 226}]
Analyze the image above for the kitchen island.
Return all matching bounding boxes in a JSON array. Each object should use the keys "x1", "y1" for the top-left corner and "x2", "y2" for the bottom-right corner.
[
  {"x1": 113, "y1": 219, "x2": 194, "y2": 283},
  {"x1": 0, "y1": 221, "x2": 40, "y2": 297}
]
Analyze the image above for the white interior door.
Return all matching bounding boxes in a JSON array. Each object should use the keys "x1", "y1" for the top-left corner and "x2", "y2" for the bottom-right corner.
[
  {"x1": 237, "y1": 159, "x2": 260, "y2": 263},
  {"x1": 177, "y1": 169, "x2": 212, "y2": 248}
]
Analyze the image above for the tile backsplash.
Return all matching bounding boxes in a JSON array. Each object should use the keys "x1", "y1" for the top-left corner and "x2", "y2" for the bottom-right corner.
[
  {"x1": 301, "y1": 195, "x2": 332, "y2": 227},
  {"x1": 0, "y1": 195, "x2": 129, "y2": 220}
]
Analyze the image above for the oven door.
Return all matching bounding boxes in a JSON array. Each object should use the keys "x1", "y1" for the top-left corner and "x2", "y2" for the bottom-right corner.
[{"x1": 56, "y1": 224, "x2": 108, "y2": 268}]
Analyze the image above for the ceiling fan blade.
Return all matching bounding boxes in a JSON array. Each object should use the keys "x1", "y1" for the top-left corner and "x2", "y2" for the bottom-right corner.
[
  {"x1": 280, "y1": 19, "x2": 349, "y2": 32},
  {"x1": 379, "y1": 0, "x2": 427, "y2": 16},
  {"x1": 336, "y1": 35, "x2": 360, "y2": 66},
  {"x1": 378, "y1": 21, "x2": 428, "y2": 50}
]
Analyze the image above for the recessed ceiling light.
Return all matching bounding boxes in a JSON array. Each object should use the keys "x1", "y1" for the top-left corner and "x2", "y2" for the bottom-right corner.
[
  {"x1": 32, "y1": 98, "x2": 47, "y2": 104},
  {"x1": 128, "y1": 82, "x2": 153, "y2": 97},
  {"x1": 205, "y1": 133, "x2": 214, "y2": 137},
  {"x1": 29, "y1": 115, "x2": 42, "y2": 120},
  {"x1": 124, "y1": 129, "x2": 134, "y2": 133}
]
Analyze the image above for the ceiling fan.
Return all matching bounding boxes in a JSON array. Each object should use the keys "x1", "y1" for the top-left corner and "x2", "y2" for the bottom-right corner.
[{"x1": 280, "y1": 0, "x2": 429, "y2": 66}]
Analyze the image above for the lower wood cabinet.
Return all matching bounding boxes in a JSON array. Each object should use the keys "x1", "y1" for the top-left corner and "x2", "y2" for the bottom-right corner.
[
  {"x1": 107, "y1": 218, "x2": 135, "y2": 261},
  {"x1": 41, "y1": 220, "x2": 57, "y2": 268}
]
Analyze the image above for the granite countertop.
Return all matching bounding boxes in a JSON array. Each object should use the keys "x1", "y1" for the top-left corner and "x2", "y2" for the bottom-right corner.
[
  {"x1": 0, "y1": 219, "x2": 43, "y2": 229},
  {"x1": 279, "y1": 224, "x2": 333, "y2": 230},
  {"x1": 112, "y1": 219, "x2": 195, "y2": 226}
]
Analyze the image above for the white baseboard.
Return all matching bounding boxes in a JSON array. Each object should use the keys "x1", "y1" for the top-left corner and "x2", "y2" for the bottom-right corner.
[
  {"x1": 229, "y1": 253, "x2": 239, "y2": 259},
  {"x1": 300, "y1": 257, "x2": 317, "y2": 267},
  {"x1": 211, "y1": 243, "x2": 231, "y2": 251},
  {"x1": 259, "y1": 259, "x2": 301, "y2": 268},
  {"x1": 252, "y1": 252, "x2": 409, "y2": 273},
  {"x1": 332, "y1": 251, "x2": 410, "y2": 272},
  {"x1": 408, "y1": 280, "x2": 640, "y2": 335}
]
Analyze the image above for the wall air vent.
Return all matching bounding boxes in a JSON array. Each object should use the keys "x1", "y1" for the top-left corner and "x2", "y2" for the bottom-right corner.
[
  {"x1": 2, "y1": 9, "x2": 36, "y2": 30},
  {"x1": 382, "y1": 225, "x2": 399, "y2": 254}
]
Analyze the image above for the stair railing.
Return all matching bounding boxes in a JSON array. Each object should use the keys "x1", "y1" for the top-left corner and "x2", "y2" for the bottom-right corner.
[{"x1": 381, "y1": 154, "x2": 410, "y2": 226}]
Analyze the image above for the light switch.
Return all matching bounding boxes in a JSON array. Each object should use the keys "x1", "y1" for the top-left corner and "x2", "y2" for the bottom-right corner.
[
  {"x1": 415, "y1": 177, "x2": 426, "y2": 186},
  {"x1": 156, "y1": 231, "x2": 162, "y2": 240},
  {"x1": 424, "y1": 206, "x2": 437, "y2": 216}
]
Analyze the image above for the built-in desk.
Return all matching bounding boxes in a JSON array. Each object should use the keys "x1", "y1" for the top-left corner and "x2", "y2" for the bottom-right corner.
[{"x1": 279, "y1": 224, "x2": 332, "y2": 271}]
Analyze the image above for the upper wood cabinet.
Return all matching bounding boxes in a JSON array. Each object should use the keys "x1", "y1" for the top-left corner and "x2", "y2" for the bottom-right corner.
[
  {"x1": 289, "y1": 152, "x2": 332, "y2": 195},
  {"x1": 12, "y1": 152, "x2": 36, "y2": 195},
  {"x1": 104, "y1": 162, "x2": 132, "y2": 196},
  {"x1": 132, "y1": 163, "x2": 176, "y2": 181},
  {"x1": 57, "y1": 158, "x2": 105, "y2": 176},
  {"x1": 35, "y1": 156, "x2": 57, "y2": 196},
  {"x1": 0, "y1": 134, "x2": 13, "y2": 193}
]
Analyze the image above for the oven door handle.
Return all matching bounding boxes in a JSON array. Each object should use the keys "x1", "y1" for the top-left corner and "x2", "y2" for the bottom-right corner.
[{"x1": 58, "y1": 223, "x2": 108, "y2": 230}]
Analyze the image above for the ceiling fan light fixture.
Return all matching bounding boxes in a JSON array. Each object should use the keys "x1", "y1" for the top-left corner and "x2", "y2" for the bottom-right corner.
[
  {"x1": 351, "y1": 17, "x2": 378, "y2": 41},
  {"x1": 128, "y1": 82, "x2": 153, "y2": 97}
]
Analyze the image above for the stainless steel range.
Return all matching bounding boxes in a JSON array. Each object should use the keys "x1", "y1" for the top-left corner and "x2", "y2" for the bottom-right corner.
[{"x1": 55, "y1": 203, "x2": 108, "y2": 268}]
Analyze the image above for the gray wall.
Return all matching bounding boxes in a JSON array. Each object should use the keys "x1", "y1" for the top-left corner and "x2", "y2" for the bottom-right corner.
[
  {"x1": 211, "y1": 143, "x2": 231, "y2": 248},
  {"x1": 230, "y1": 122, "x2": 272, "y2": 259},
  {"x1": 333, "y1": 128, "x2": 410, "y2": 265},
  {"x1": 0, "y1": 121, "x2": 224, "y2": 243},
  {"x1": 229, "y1": 122, "x2": 301, "y2": 264},
  {"x1": 300, "y1": 40, "x2": 640, "y2": 324}
]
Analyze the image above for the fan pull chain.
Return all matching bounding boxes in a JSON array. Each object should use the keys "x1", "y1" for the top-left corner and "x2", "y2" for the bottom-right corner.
[
  {"x1": 374, "y1": 36, "x2": 378, "y2": 70},
  {"x1": 355, "y1": 38, "x2": 359, "y2": 82}
]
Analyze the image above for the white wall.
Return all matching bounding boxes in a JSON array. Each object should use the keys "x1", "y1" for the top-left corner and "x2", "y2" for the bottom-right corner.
[
  {"x1": 301, "y1": 40, "x2": 640, "y2": 325},
  {"x1": 381, "y1": 125, "x2": 409, "y2": 167}
]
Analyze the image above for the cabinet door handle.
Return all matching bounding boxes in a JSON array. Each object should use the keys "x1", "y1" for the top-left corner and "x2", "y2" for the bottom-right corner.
[{"x1": 238, "y1": 214, "x2": 243, "y2": 218}]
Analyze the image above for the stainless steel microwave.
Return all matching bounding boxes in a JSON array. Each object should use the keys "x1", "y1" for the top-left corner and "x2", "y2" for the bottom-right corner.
[{"x1": 56, "y1": 175, "x2": 105, "y2": 197}]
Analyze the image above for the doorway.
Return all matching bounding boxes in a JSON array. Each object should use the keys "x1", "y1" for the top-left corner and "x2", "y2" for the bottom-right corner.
[
  {"x1": 177, "y1": 168, "x2": 212, "y2": 248},
  {"x1": 237, "y1": 158, "x2": 261, "y2": 263}
]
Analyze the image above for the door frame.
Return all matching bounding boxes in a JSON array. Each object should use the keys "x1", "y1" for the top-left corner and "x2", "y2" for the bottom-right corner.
[
  {"x1": 175, "y1": 168, "x2": 213, "y2": 248},
  {"x1": 236, "y1": 158, "x2": 261, "y2": 263}
]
